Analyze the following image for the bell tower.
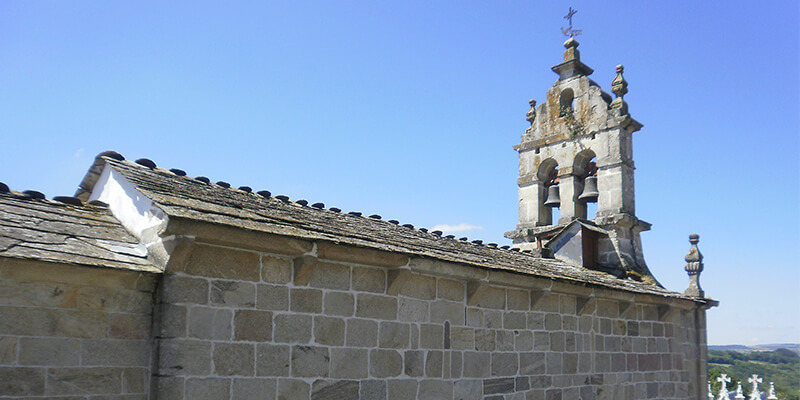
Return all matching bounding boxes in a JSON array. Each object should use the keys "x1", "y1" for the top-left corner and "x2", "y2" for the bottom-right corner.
[{"x1": 505, "y1": 38, "x2": 657, "y2": 282}]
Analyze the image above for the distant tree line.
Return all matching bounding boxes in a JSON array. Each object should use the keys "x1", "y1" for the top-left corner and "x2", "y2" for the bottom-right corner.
[{"x1": 708, "y1": 349, "x2": 799, "y2": 400}]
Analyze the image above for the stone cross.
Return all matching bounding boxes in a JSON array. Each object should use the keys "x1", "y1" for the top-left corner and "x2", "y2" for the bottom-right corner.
[
  {"x1": 683, "y1": 233, "x2": 705, "y2": 297},
  {"x1": 717, "y1": 374, "x2": 732, "y2": 400},
  {"x1": 766, "y1": 382, "x2": 778, "y2": 400},
  {"x1": 748, "y1": 375, "x2": 763, "y2": 400},
  {"x1": 735, "y1": 382, "x2": 746, "y2": 399}
]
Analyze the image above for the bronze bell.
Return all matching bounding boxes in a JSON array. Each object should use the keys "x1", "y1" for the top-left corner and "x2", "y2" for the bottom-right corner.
[
  {"x1": 579, "y1": 175, "x2": 599, "y2": 203},
  {"x1": 544, "y1": 184, "x2": 561, "y2": 208}
]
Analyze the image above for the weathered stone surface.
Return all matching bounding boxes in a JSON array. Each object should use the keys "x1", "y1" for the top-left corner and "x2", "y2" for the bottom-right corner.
[
  {"x1": 81, "y1": 339, "x2": 151, "y2": 367},
  {"x1": 182, "y1": 244, "x2": 260, "y2": 281},
  {"x1": 156, "y1": 304, "x2": 187, "y2": 338},
  {"x1": 233, "y1": 378, "x2": 277, "y2": 400},
  {"x1": 418, "y1": 379, "x2": 453, "y2": 398},
  {"x1": 437, "y1": 278, "x2": 465, "y2": 301},
  {"x1": 425, "y1": 350, "x2": 443, "y2": 377},
  {"x1": 404, "y1": 350, "x2": 424, "y2": 377},
  {"x1": 507, "y1": 289, "x2": 530, "y2": 311},
  {"x1": 210, "y1": 280, "x2": 256, "y2": 307},
  {"x1": 398, "y1": 297, "x2": 428, "y2": 322},
  {"x1": 351, "y1": 266, "x2": 387, "y2": 293},
  {"x1": 291, "y1": 288, "x2": 323, "y2": 314},
  {"x1": 388, "y1": 271, "x2": 435, "y2": 300},
  {"x1": 122, "y1": 367, "x2": 148, "y2": 394},
  {"x1": 314, "y1": 316, "x2": 345, "y2": 346},
  {"x1": 419, "y1": 323, "x2": 444, "y2": 349},
  {"x1": 466, "y1": 308, "x2": 482, "y2": 327},
  {"x1": 356, "y1": 294, "x2": 397, "y2": 320},
  {"x1": 214, "y1": 342, "x2": 254, "y2": 376},
  {"x1": 515, "y1": 330, "x2": 533, "y2": 351},
  {"x1": 188, "y1": 307, "x2": 232, "y2": 340},
  {"x1": 462, "y1": 351, "x2": 490, "y2": 378},
  {"x1": 0, "y1": 336, "x2": 17, "y2": 364},
  {"x1": 483, "y1": 310, "x2": 503, "y2": 329},
  {"x1": 317, "y1": 242, "x2": 409, "y2": 268},
  {"x1": 256, "y1": 344, "x2": 290, "y2": 377},
  {"x1": 155, "y1": 376, "x2": 183, "y2": 400},
  {"x1": 329, "y1": 348, "x2": 368, "y2": 379},
  {"x1": 346, "y1": 318, "x2": 378, "y2": 348},
  {"x1": 450, "y1": 326, "x2": 474, "y2": 350},
  {"x1": 295, "y1": 256, "x2": 345, "y2": 289},
  {"x1": 278, "y1": 378, "x2": 310, "y2": 400},
  {"x1": 387, "y1": 379, "x2": 418, "y2": 400},
  {"x1": 454, "y1": 379, "x2": 482, "y2": 400},
  {"x1": 46, "y1": 367, "x2": 122, "y2": 394},
  {"x1": 451, "y1": 350, "x2": 463, "y2": 378},
  {"x1": 369, "y1": 349, "x2": 402, "y2": 378},
  {"x1": 274, "y1": 314, "x2": 312, "y2": 343},
  {"x1": 379, "y1": 321, "x2": 410, "y2": 349},
  {"x1": 429, "y1": 300, "x2": 464, "y2": 325},
  {"x1": 185, "y1": 377, "x2": 231, "y2": 399},
  {"x1": 262, "y1": 255, "x2": 293, "y2": 284},
  {"x1": 474, "y1": 329, "x2": 495, "y2": 351},
  {"x1": 504, "y1": 312, "x2": 527, "y2": 329},
  {"x1": 291, "y1": 345, "x2": 329, "y2": 377},
  {"x1": 234, "y1": 310, "x2": 272, "y2": 341},
  {"x1": 466, "y1": 283, "x2": 505, "y2": 309},
  {"x1": 484, "y1": 377, "x2": 515, "y2": 395},
  {"x1": 491, "y1": 352, "x2": 518, "y2": 376},
  {"x1": 324, "y1": 291, "x2": 354, "y2": 316},
  {"x1": 162, "y1": 274, "x2": 209, "y2": 305},
  {"x1": 158, "y1": 340, "x2": 211, "y2": 376},
  {"x1": 19, "y1": 337, "x2": 80, "y2": 366},
  {"x1": 360, "y1": 379, "x2": 387, "y2": 400},
  {"x1": 110, "y1": 312, "x2": 151, "y2": 339},
  {"x1": 545, "y1": 313, "x2": 562, "y2": 330},
  {"x1": 311, "y1": 379, "x2": 359, "y2": 400},
  {"x1": 0, "y1": 367, "x2": 45, "y2": 396},
  {"x1": 76, "y1": 286, "x2": 153, "y2": 313}
]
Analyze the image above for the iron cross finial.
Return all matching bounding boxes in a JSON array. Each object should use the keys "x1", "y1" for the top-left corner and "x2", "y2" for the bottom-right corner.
[{"x1": 561, "y1": 7, "x2": 583, "y2": 38}]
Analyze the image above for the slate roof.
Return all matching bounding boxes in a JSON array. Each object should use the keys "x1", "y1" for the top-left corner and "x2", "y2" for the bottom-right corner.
[
  {"x1": 0, "y1": 190, "x2": 157, "y2": 273},
  {"x1": 72, "y1": 152, "x2": 703, "y2": 301}
]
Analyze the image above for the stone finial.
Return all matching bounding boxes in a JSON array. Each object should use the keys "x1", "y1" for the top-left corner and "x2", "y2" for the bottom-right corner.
[
  {"x1": 717, "y1": 374, "x2": 732, "y2": 400},
  {"x1": 748, "y1": 375, "x2": 763, "y2": 400},
  {"x1": 610, "y1": 64, "x2": 629, "y2": 113},
  {"x1": 767, "y1": 382, "x2": 778, "y2": 400},
  {"x1": 708, "y1": 381, "x2": 715, "y2": 400},
  {"x1": 736, "y1": 382, "x2": 746, "y2": 400},
  {"x1": 683, "y1": 233, "x2": 705, "y2": 297},
  {"x1": 526, "y1": 99, "x2": 537, "y2": 125}
]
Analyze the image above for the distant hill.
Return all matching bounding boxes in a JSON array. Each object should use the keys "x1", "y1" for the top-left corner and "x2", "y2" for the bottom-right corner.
[
  {"x1": 708, "y1": 348, "x2": 800, "y2": 400},
  {"x1": 710, "y1": 343, "x2": 800, "y2": 355}
]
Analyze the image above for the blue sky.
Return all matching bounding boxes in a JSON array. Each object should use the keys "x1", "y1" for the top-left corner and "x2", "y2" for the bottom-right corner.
[{"x1": 1, "y1": 1, "x2": 798, "y2": 345}]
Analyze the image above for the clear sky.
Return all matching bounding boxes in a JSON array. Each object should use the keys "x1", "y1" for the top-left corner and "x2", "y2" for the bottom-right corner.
[{"x1": 1, "y1": 1, "x2": 798, "y2": 345}]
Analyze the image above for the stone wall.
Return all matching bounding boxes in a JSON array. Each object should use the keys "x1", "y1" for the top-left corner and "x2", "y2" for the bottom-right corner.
[
  {"x1": 0, "y1": 258, "x2": 157, "y2": 399},
  {"x1": 153, "y1": 227, "x2": 708, "y2": 400}
]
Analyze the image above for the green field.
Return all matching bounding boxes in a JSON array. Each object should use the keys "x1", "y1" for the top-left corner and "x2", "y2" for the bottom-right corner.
[{"x1": 708, "y1": 348, "x2": 799, "y2": 400}]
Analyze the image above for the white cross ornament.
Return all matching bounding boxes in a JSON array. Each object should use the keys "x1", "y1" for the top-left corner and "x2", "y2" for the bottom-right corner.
[{"x1": 748, "y1": 375, "x2": 763, "y2": 400}]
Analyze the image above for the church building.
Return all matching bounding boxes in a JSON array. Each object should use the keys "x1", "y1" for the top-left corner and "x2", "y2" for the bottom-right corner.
[{"x1": 0, "y1": 38, "x2": 716, "y2": 400}]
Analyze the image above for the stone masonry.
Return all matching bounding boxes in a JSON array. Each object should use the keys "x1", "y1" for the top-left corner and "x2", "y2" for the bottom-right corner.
[
  {"x1": 149, "y1": 222, "x2": 710, "y2": 400},
  {"x1": 0, "y1": 258, "x2": 157, "y2": 398}
]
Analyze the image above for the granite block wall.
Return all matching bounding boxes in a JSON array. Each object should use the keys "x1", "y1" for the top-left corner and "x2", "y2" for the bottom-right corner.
[
  {"x1": 153, "y1": 238, "x2": 707, "y2": 400},
  {"x1": 0, "y1": 258, "x2": 158, "y2": 399}
]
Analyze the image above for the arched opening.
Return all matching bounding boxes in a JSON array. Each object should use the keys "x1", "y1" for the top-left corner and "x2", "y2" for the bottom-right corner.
[
  {"x1": 559, "y1": 88, "x2": 574, "y2": 117},
  {"x1": 538, "y1": 159, "x2": 560, "y2": 225},
  {"x1": 574, "y1": 150, "x2": 598, "y2": 220}
]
